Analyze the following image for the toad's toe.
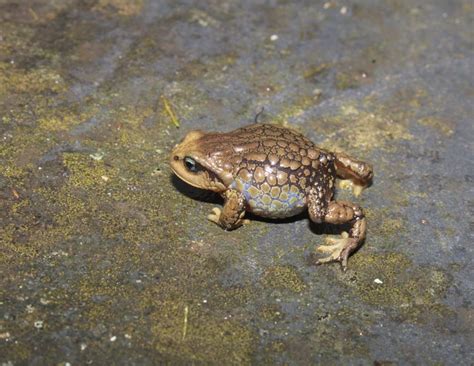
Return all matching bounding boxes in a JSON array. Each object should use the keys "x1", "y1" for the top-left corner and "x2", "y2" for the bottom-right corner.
[
  {"x1": 315, "y1": 233, "x2": 357, "y2": 270},
  {"x1": 207, "y1": 207, "x2": 222, "y2": 224}
]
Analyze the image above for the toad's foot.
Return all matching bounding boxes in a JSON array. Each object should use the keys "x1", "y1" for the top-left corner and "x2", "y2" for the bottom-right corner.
[
  {"x1": 207, "y1": 206, "x2": 250, "y2": 229},
  {"x1": 315, "y1": 232, "x2": 358, "y2": 270},
  {"x1": 309, "y1": 200, "x2": 366, "y2": 270},
  {"x1": 334, "y1": 152, "x2": 373, "y2": 197},
  {"x1": 207, "y1": 207, "x2": 222, "y2": 225}
]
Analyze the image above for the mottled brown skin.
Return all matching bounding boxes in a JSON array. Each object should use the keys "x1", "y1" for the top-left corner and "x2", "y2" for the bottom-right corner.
[{"x1": 170, "y1": 123, "x2": 373, "y2": 269}]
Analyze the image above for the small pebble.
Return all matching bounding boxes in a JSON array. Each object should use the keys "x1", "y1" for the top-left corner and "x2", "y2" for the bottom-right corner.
[
  {"x1": 26, "y1": 305, "x2": 35, "y2": 313},
  {"x1": 270, "y1": 34, "x2": 279, "y2": 41},
  {"x1": 374, "y1": 278, "x2": 383, "y2": 284},
  {"x1": 89, "y1": 152, "x2": 104, "y2": 161}
]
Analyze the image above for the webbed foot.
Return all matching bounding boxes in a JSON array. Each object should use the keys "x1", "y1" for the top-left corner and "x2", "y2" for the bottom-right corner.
[
  {"x1": 207, "y1": 207, "x2": 250, "y2": 226},
  {"x1": 315, "y1": 232, "x2": 358, "y2": 270},
  {"x1": 334, "y1": 152, "x2": 373, "y2": 197}
]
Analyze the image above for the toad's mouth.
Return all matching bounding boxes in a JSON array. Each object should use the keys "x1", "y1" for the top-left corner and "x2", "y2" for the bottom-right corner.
[
  {"x1": 170, "y1": 162, "x2": 229, "y2": 193},
  {"x1": 171, "y1": 167, "x2": 202, "y2": 189}
]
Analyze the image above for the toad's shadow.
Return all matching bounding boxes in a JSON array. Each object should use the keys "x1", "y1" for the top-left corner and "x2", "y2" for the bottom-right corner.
[
  {"x1": 171, "y1": 174, "x2": 223, "y2": 204},
  {"x1": 171, "y1": 174, "x2": 349, "y2": 236}
]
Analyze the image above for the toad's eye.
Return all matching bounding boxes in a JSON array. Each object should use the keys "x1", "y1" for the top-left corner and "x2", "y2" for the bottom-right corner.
[{"x1": 184, "y1": 157, "x2": 199, "y2": 173}]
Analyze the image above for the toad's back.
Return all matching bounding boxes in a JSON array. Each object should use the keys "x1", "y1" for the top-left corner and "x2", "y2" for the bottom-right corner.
[{"x1": 209, "y1": 124, "x2": 336, "y2": 218}]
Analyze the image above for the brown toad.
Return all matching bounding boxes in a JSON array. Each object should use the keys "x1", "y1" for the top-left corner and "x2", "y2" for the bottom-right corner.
[{"x1": 170, "y1": 123, "x2": 373, "y2": 269}]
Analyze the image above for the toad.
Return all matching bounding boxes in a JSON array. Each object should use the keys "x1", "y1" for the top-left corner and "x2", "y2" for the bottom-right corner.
[{"x1": 170, "y1": 123, "x2": 373, "y2": 269}]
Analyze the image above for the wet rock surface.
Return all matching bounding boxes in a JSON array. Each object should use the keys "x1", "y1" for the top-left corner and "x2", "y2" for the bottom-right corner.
[{"x1": 1, "y1": 0, "x2": 473, "y2": 364}]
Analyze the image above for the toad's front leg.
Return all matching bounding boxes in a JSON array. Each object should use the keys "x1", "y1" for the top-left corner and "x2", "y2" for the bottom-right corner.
[
  {"x1": 334, "y1": 152, "x2": 373, "y2": 196},
  {"x1": 207, "y1": 189, "x2": 249, "y2": 231},
  {"x1": 309, "y1": 196, "x2": 366, "y2": 270}
]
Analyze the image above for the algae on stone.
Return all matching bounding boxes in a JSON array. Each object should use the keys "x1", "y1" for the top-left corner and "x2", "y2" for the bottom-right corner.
[{"x1": 347, "y1": 253, "x2": 453, "y2": 323}]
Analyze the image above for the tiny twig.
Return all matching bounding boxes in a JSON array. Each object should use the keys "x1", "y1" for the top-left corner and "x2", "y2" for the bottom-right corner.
[
  {"x1": 11, "y1": 188, "x2": 20, "y2": 199},
  {"x1": 28, "y1": 8, "x2": 39, "y2": 21},
  {"x1": 161, "y1": 96, "x2": 180, "y2": 128},
  {"x1": 182, "y1": 305, "x2": 189, "y2": 341}
]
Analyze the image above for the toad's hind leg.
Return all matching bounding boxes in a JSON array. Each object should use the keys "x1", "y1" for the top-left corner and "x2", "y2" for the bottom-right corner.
[
  {"x1": 207, "y1": 189, "x2": 249, "y2": 231},
  {"x1": 335, "y1": 152, "x2": 373, "y2": 196},
  {"x1": 309, "y1": 198, "x2": 366, "y2": 270}
]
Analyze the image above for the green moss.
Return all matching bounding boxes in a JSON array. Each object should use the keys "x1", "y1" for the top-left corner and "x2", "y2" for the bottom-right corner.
[
  {"x1": 0, "y1": 127, "x2": 54, "y2": 180},
  {"x1": 418, "y1": 116, "x2": 455, "y2": 136},
  {"x1": 0, "y1": 224, "x2": 36, "y2": 265},
  {"x1": 303, "y1": 63, "x2": 329, "y2": 79},
  {"x1": 148, "y1": 301, "x2": 255, "y2": 364},
  {"x1": 37, "y1": 110, "x2": 85, "y2": 132},
  {"x1": 92, "y1": 0, "x2": 144, "y2": 16},
  {"x1": 272, "y1": 95, "x2": 317, "y2": 126},
  {"x1": 63, "y1": 153, "x2": 117, "y2": 188},
  {"x1": 0, "y1": 341, "x2": 31, "y2": 361},
  {"x1": 316, "y1": 107, "x2": 413, "y2": 153},
  {"x1": 309, "y1": 322, "x2": 370, "y2": 359},
  {"x1": 261, "y1": 265, "x2": 306, "y2": 293},
  {"x1": 272, "y1": 310, "x2": 370, "y2": 363},
  {"x1": 348, "y1": 253, "x2": 453, "y2": 322},
  {"x1": 259, "y1": 304, "x2": 285, "y2": 321},
  {"x1": 266, "y1": 340, "x2": 286, "y2": 353},
  {"x1": 0, "y1": 63, "x2": 66, "y2": 96},
  {"x1": 212, "y1": 284, "x2": 255, "y2": 307},
  {"x1": 366, "y1": 208, "x2": 406, "y2": 239}
]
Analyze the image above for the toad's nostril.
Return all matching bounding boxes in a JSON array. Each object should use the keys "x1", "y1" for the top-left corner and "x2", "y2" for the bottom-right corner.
[{"x1": 173, "y1": 155, "x2": 180, "y2": 161}]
